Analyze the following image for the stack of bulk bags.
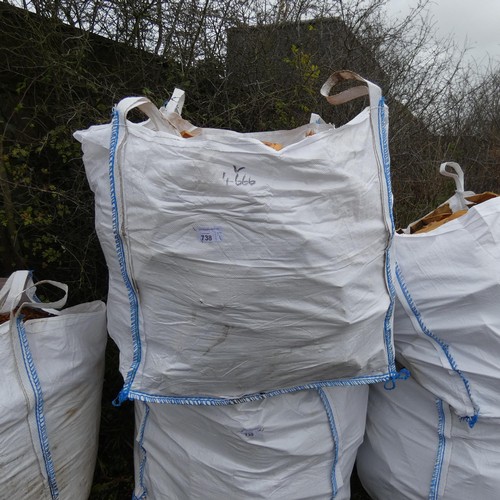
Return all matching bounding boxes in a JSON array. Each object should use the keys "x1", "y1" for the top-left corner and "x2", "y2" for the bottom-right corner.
[
  {"x1": 357, "y1": 163, "x2": 500, "y2": 499},
  {"x1": 0, "y1": 271, "x2": 107, "y2": 499},
  {"x1": 74, "y1": 69, "x2": 397, "y2": 404},
  {"x1": 76, "y1": 69, "x2": 397, "y2": 498},
  {"x1": 134, "y1": 385, "x2": 368, "y2": 499}
]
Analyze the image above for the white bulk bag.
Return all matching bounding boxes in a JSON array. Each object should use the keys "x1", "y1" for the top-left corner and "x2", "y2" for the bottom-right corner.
[
  {"x1": 75, "y1": 70, "x2": 397, "y2": 404},
  {"x1": 357, "y1": 376, "x2": 500, "y2": 499},
  {"x1": 393, "y1": 163, "x2": 500, "y2": 423},
  {"x1": 0, "y1": 271, "x2": 107, "y2": 499},
  {"x1": 133, "y1": 385, "x2": 368, "y2": 500}
]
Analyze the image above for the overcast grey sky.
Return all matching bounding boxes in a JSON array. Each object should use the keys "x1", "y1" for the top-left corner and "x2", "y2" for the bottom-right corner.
[{"x1": 386, "y1": 0, "x2": 500, "y2": 67}]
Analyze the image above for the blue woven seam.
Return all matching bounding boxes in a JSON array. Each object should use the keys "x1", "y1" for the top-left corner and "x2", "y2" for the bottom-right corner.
[
  {"x1": 16, "y1": 318, "x2": 59, "y2": 499},
  {"x1": 132, "y1": 402, "x2": 150, "y2": 500},
  {"x1": 429, "y1": 398, "x2": 446, "y2": 500},
  {"x1": 126, "y1": 371, "x2": 394, "y2": 406},
  {"x1": 395, "y1": 263, "x2": 479, "y2": 427},
  {"x1": 378, "y1": 97, "x2": 397, "y2": 379},
  {"x1": 317, "y1": 388, "x2": 339, "y2": 499},
  {"x1": 108, "y1": 109, "x2": 142, "y2": 407},
  {"x1": 378, "y1": 97, "x2": 395, "y2": 230}
]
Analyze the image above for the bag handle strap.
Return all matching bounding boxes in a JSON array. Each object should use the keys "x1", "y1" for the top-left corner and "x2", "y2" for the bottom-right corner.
[
  {"x1": 115, "y1": 95, "x2": 191, "y2": 136},
  {"x1": 322, "y1": 71, "x2": 393, "y2": 233},
  {"x1": 440, "y1": 161, "x2": 465, "y2": 192},
  {"x1": 320, "y1": 70, "x2": 382, "y2": 108},
  {"x1": 439, "y1": 162, "x2": 471, "y2": 212},
  {"x1": 0, "y1": 270, "x2": 34, "y2": 314},
  {"x1": 114, "y1": 96, "x2": 167, "y2": 131},
  {"x1": 161, "y1": 89, "x2": 201, "y2": 137},
  {"x1": 164, "y1": 88, "x2": 186, "y2": 115},
  {"x1": 8, "y1": 280, "x2": 69, "y2": 323}
]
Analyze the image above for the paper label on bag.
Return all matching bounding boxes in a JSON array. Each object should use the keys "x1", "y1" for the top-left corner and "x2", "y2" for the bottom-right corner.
[{"x1": 196, "y1": 226, "x2": 223, "y2": 243}]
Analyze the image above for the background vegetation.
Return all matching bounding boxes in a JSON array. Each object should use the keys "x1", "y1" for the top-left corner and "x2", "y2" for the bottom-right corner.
[{"x1": 1, "y1": 0, "x2": 499, "y2": 498}]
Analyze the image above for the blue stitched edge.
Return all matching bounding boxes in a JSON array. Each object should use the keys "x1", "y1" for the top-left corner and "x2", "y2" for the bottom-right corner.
[
  {"x1": 382, "y1": 243, "x2": 398, "y2": 387},
  {"x1": 429, "y1": 398, "x2": 446, "y2": 500},
  {"x1": 395, "y1": 263, "x2": 479, "y2": 427},
  {"x1": 108, "y1": 109, "x2": 142, "y2": 407},
  {"x1": 16, "y1": 318, "x2": 59, "y2": 499},
  {"x1": 317, "y1": 388, "x2": 339, "y2": 499},
  {"x1": 378, "y1": 98, "x2": 395, "y2": 230},
  {"x1": 132, "y1": 402, "x2": 150, "y2": 500},
  {"x1": 378, "y1": 97, "x2": 399, "y2": 385},
  {"x1": 126, "y1": 371, "x2": 395, "y2": 406}
]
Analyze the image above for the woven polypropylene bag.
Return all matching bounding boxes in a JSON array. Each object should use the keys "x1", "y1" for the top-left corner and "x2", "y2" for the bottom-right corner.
[
  {"x1": 393, "y1": 163, "x2": 500, "y2": 423},
  {"x1": 75, "y1": 70, "x2": 397, "y2": 404},
  {"x1": 0, "y1": 271, "x2": 107, "y2": 499},
  {"x1": 357, "y1": 376, "x2": 500, "y2": 500},
  {"x1": 133, "y1": 385, "x2": 368, "y2": 499}
]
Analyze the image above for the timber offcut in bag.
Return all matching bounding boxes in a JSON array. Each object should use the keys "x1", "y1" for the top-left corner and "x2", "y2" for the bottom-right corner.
[
  {"x1": 75, "y1": 70, "x2": 398, "y2": 404},
  {"x1": 133, "y1": 385, "x2": 368, "y2": 500},
  {"x1": 393, "y1": 162, "x2": 500, "y2": 423},
  {"x1": 0, "y1": 271, "x2": 107, "y2": 499}
]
